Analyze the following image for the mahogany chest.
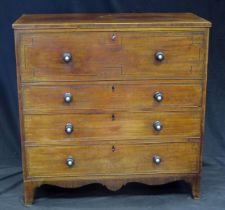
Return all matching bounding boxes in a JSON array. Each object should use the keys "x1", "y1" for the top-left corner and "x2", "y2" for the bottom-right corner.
[{"x1": 13, "y1": 13, "x2": 211, "y2": 205}]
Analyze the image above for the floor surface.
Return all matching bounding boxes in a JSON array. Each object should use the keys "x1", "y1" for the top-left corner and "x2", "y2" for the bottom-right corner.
[{"x1": 0, "y1": 165, "x2": 224, "y2": 210}]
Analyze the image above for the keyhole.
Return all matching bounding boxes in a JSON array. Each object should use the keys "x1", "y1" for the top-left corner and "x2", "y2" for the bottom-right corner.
[
  {"x1": 112, "y1": 145, "x2": 116, "y2": 152},
  {"x1": 112, "y1": 113, "x2": 115, "y2": 121},
  {"x1": 112, "y1": 33, "x2": 116, "y2": 41},
  {"x1": 112, "y1": 85, "x2": 115, "y2": 92}
]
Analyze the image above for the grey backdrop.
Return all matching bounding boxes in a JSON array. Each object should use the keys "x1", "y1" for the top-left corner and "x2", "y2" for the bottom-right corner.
[{"x1": 0, "y1": 0, "x2": 224, "y2": 168}]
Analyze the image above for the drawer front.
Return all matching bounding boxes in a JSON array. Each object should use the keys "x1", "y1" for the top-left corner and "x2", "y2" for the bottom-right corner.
[
  {"x1": 26, "y1": 142, "x2": 200, "y2": 177},
  {"x1": 24, "y1": 112, "x2": 201, "y2": 143},
  {"x1": 20, "y1": 31, "x2": 205, "y2": 81},
  {"x1": 23, "y1": 83, "x2": 202, "y2": 113}
]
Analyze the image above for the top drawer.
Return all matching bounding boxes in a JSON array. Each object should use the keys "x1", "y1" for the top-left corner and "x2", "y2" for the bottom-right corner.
[{"x1": 19, "y1": 31, "x2": 205, "y2": 82}]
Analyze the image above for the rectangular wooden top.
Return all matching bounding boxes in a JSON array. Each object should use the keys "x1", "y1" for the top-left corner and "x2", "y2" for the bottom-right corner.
[{"x1": 13, "y1": 13, "x2": 211, "y2": 30}]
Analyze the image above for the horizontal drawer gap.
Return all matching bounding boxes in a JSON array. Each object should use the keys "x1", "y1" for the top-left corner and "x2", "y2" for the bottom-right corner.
[{"x1": 28, "y1": 172, "x2": 199, "y2": 179}]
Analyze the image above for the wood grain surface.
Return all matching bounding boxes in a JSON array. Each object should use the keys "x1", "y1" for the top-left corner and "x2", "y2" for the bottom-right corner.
[
  {"x1": 13, "y1": 13, "x2": 211, "y2": 29},
  {"x1": 19, "y1": 31, "x2": 205, "y2": 81},
  {"x1": 26, "y1": 142, "x2": 200, "y2": 178},
  {"x1": 23, "y1": 82, "x2": 202, "y2": 113},
  {"x1": 13, "y1": 13, "x2": 211, "y2": 204},
  {"x1": 24, "y1": 112, "x2": 201, "y2": 143}
]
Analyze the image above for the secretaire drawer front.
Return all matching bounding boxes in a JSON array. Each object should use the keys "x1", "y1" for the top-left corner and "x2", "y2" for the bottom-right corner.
[
  {"x1": 23, "y1": 83, "x2": 202, "y2": 113},
  {"x1": 20, "y1": 31, "x2": 205, "y2": 81},
  {"x1": 26, "y1": 142, "x2": 200, "y2": 178},
  {"x1": 24, "y1": 112, "x2": 201, "y2": 143}
]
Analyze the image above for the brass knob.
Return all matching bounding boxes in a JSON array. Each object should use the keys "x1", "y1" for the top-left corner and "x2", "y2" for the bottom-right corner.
[
  {"x1": 66, "y1": 156, "x2": 74, "y2": 167},
  {"x1": 65, "y1": 123, "x2": 73, "y2": 134},
  {"x1": 154, "y1": 92, "x2": 163, "y2": 102},
  {"x1": 153, "y1": 121, "x2": 163, "y2": 131},
  {"x1": 155, "y1": 51, "x2": 165, "y2": 61},
  {"x1": 64, "y1": 93, "x2": 73, "y2": 103},
  {"x1": 63, "y1": 52, "x2": 72, "y2": 63},
  {"x1": 153, "y1": 155, "x2": 161, "y2": 165}
]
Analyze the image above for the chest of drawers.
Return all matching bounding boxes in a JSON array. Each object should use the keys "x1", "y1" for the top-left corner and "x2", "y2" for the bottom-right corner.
[{"x1": 13, "y1": 13, "x2": 211, "y2": 205}]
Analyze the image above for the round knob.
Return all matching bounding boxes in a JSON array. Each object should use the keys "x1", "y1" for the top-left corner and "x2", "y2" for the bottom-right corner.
[
  {"x1": 64, "y1": 93, "x2": 73, "y2": 103},
  {"x1": 153, "y1": 155, "x2": 161, "y2": 165},
  {"x1": 154, "y1": 92, "x2": 163, "y2": 102},
  {"x1": 65, "y1": 123, "x2": 73, "y2": 134},
  {"x1": 155, "y1": 51, "x2": 165, "y2": 61},
  {"x1": 66, "y1": 156, "x2": 74, "y2": 167},
  {"x1": 63, "y1": 52, "x2": 72, "y2": 63},
  {"x1": 153, "y1": 121, "x2": 163, "y2": 131}
]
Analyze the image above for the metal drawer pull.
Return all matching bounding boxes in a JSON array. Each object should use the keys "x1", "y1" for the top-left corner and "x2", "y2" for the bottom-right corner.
[
  {"x1": 155, "y1": 51, "x2": 165, "y2": 61},
  {"x1": 153, "y1": 155, "x2": 161, "y2": 165},
  {"x1": 65, "y1": 123, "x2": 74, "y2": 134},
  {"x1": 153, "y1": 121, "x2": 163, "y2": 131},
  {"x1": 154, "y1": 92, "x2": 163, "y2": 102},
  {"x1": 66, "y1": 156, "x2": 75, "y2": 167},
  {"x1": 63, "y1": 52, "x2": 72, "y2": 63},
  {"x1": 64, "y1": 93, "x2": 73, "y2": 103}
]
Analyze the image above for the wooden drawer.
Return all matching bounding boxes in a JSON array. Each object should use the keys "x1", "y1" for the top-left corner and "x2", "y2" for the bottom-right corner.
[
  {"x1": 23, "y1": 83, "x2": 202, "y2": 113},
  {"x1": 20, "y1": 31, "x2": 204, "y2": 81},
  {"x1": 24, "y1": 112, "x2": 201, "y2": 143},
  {"x1": 26, "y1": 142, "x2": 200, "y2": 178}
]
